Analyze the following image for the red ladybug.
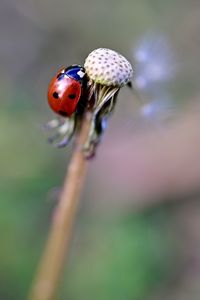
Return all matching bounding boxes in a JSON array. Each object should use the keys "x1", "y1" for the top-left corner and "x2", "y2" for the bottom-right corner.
[{"x1": 47, "y1": 65, "x2": 86, "y2": 117}]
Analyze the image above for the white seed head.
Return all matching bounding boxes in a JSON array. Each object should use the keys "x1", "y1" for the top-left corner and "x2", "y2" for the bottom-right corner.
[{"x1": 84, "y1": 48, "x2": 133, "y2": 86}]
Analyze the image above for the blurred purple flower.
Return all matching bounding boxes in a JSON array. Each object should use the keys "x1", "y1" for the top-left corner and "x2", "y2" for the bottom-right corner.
[
  {"x1": 132, "y1": 32, "x2": 179, "y2": 122},
  {"x1": 133, "y1": 32, "x2": 177, "y2": 90},
  {"x1": 140, "y1": 97, "x2": 176, "y2": 123}
]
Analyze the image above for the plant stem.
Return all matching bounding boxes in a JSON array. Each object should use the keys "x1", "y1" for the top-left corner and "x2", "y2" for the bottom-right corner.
[{"x1": 28, "y1": 112, "x2": 92, "y2": 300}]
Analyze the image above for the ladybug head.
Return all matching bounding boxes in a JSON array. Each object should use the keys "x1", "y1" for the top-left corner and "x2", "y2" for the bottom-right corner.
[
  {"x1": 64, "y1": 65, "x2": 86, "y2": 83},
  {"x1": 47, "y1": 65, "x2": 86, "y2": 117}
]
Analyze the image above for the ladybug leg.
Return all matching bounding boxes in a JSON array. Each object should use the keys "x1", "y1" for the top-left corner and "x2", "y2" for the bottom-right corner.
[
  {"x1": 83, "y1": 94, "x2": 118, "y2": 158},
  {"x1": 42, "y1": 117, "x2": 65, "y2": 131},
  {"x1": 46, "y1": 116, "x2": 76, "y2": 148},
  {"x1": 54, "y1": 118, "x2": 76, "y2": 148}
]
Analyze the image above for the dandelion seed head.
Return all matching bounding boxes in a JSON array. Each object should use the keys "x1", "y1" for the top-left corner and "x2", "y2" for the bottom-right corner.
[{"x1": 84, "y1": 48, "x2": 133, "y2": 86}]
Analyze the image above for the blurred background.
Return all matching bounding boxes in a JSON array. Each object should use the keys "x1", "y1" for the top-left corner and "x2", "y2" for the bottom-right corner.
[{"x1": 1, "y1": 0, "x2": 200, "y2": 299}]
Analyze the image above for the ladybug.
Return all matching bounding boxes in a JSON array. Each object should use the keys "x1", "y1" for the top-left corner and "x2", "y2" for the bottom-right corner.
[{"x1": 47, "y1": 65, "x2": 86, "y2": 117}]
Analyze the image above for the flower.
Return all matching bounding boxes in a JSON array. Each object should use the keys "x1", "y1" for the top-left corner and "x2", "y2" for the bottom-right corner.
[{"x1": 83, "y1": 48, "x2": 133, "y2": 158}]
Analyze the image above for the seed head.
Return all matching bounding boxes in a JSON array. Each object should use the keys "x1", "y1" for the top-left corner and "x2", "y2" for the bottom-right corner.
[{"x1": 84, "y1": 48, "x2": 133, "y2": 86}]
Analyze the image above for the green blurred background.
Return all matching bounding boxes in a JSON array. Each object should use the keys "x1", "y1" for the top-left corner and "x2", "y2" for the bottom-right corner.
[{"x1": 1, "y1": 0, "x2": 200, "y2": 299}]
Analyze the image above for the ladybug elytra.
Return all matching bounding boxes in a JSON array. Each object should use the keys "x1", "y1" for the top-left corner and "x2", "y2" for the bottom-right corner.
[{"x1": 47, "y1": 65, "x2": 86, "y2": 117}]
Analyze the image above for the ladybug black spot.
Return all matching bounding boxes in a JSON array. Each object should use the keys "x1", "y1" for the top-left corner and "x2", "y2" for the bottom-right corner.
[
  {"x1": 58, "y1": 110, "x2": 68, "y2": 117},
  {"x1": 53, "y1": 92, "x2": 59, "y2": 99},
  {"x1": 68, "y1": 94, "x2": 76, "y2": 100}
]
